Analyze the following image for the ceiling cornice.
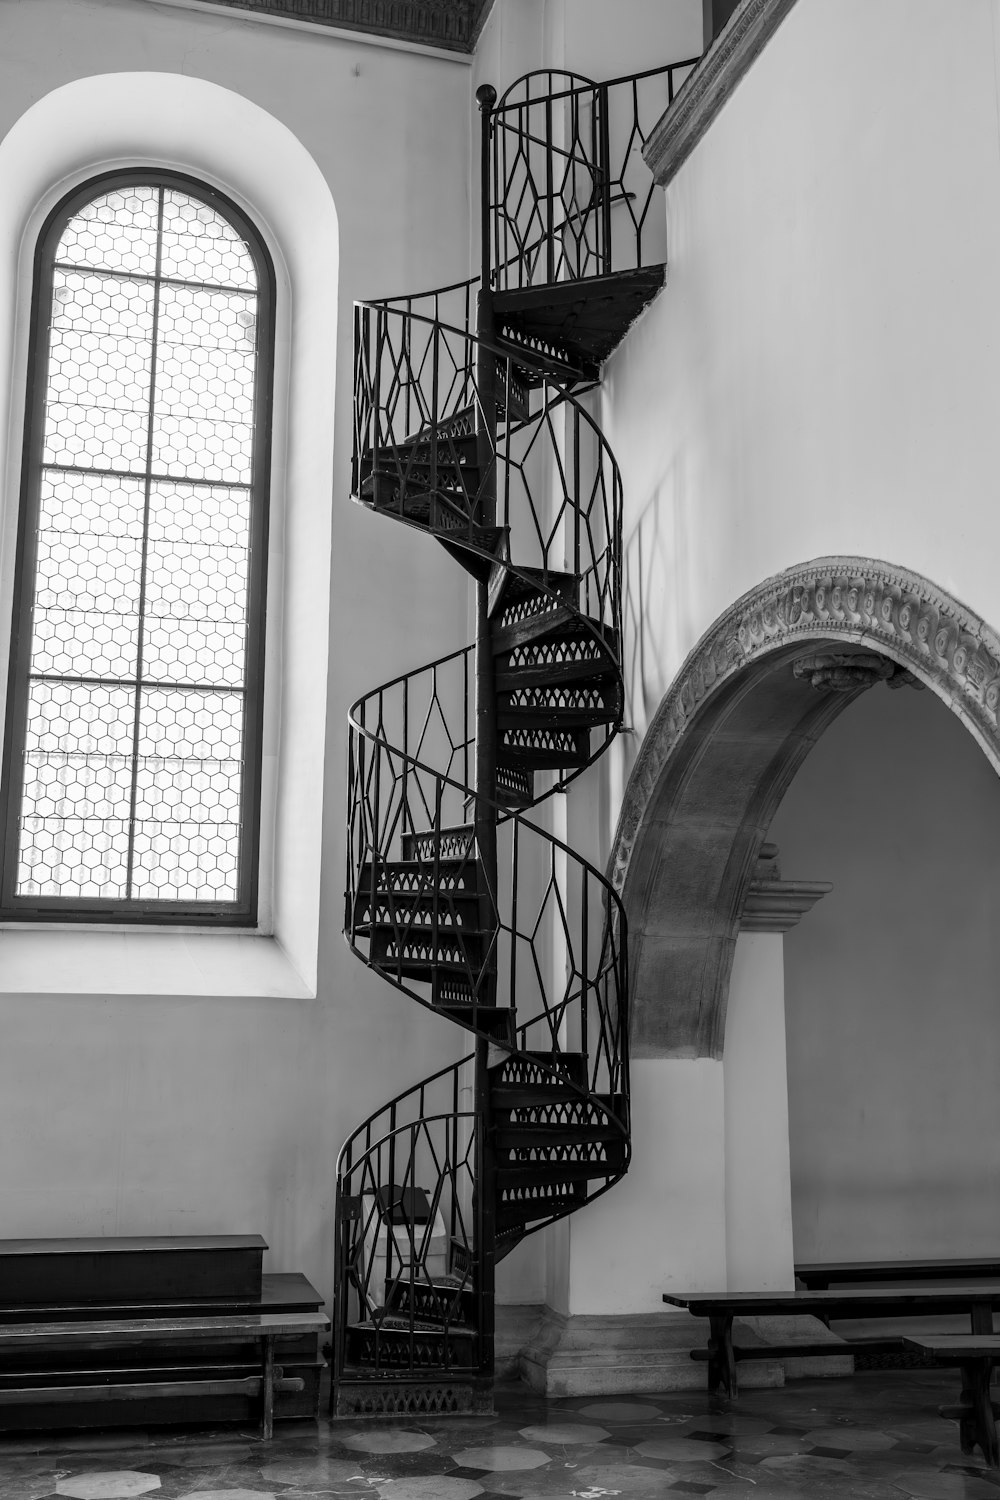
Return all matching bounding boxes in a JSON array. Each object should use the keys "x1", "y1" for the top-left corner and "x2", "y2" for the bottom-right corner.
[{"x1": 191, "y1": 0, "x2": 493, "y2": 53}]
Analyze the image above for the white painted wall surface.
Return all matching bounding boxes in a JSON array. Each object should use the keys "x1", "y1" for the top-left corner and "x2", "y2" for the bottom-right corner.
[
  {"x1": 724, "y1": 934, "x2": 795, "y2": 1292},
  {"x1": 604, "y1": 0, "x2": 1000, "y2": 809},
  {"x1": 567, "y1": 1057, "x2": 727, "y2": 1314},
  {"x1": 770, "y1": 681, "x2": 1000, "y2": 1263},
  {"x1": 574, "y1": 0, "x2": 1000, "y2": 1316},
  {"x1": 0, "y1": 0, "x2": 474, "y2": 1300}
]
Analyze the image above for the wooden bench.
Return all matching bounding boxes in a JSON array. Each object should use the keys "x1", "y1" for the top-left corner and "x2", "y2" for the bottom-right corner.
[
  {"x1": 796, "y1": 1257, "x2": 1000, "y2": 1290},
  {"x1": 903, "y1": 1335, "x2": 1000, "y2": 1468},
  {"x1": 663, "y1": 1287, "x2": 1000, "y2": 1398},
  {"x1": 0, "y1": 1310, "x2": 329, "y2": 1439}
]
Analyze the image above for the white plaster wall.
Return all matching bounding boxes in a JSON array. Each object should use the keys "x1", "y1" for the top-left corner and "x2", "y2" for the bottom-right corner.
[
  {"x1": 724, "y1": 934, "x2": 795, "y2": 1292},
  {"x1": 474, "y1": 0, "x2": 701, "y2": 107},
  {"x1": 0, "y1": 0, "x2": 475, "y2": 1300},
  {"x1": 565, "y1": 0, "x2": 1000, "y2": 1319},
  {"x1": 567, "y1": 1058, "x2": 727, "y2": 1314},
  {"x1": 604, "y1": 0, "x2": 1000, "y2": 813},
  {"x1": 769, "y1": 681, "x2": 1000, "y2": 1263}
]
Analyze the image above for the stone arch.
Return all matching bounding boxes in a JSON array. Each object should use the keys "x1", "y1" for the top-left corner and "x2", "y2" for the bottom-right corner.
[{"x1": 610, "y1": 557, "x2": 1000, "y2": 1060}]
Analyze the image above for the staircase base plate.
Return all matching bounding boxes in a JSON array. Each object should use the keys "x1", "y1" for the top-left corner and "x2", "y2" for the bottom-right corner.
[{"x1": 333, "y1": 1376, "x2": 493, "y2": 1418}]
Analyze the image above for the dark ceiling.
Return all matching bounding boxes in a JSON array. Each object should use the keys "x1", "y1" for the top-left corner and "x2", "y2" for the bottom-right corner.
[{"x1": 196, "y1": 0, "x2": 494, "y2": 53}]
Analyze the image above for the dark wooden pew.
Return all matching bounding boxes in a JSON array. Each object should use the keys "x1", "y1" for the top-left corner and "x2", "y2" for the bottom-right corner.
[
  {"x1": 0, "y1": 1310, "x2": 329, "y2": 1439},
  {"x1": 0, "y1": 1237, "x2": 327, "y2": 1434},
  {"x1": 663, "y1": 1287, "x2": 1000, "y2": 1398},
  {"x1": 796, "y1": 1257, "x2": 1000, "y2": 1290},
  {"x1": 904, "y1": 1335, "x2": 1000, "y2": 1468}
]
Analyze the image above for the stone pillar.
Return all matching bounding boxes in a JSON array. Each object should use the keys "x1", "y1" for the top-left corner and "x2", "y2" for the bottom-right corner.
[
  {"x1": 724, "y1": 932, "x2": 795, "y2": 1292},
  {"x1": 723, "y1": 850, "x2": 849, "y2": 1378}
]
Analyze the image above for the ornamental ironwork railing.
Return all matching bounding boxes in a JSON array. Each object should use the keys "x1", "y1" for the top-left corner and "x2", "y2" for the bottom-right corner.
[
  {"x1": 333, "y1": 48, "x2": 691, "y2": 1416},
  {"x1": 488, "y1": 61, "x2": 698, "y2": 291}
]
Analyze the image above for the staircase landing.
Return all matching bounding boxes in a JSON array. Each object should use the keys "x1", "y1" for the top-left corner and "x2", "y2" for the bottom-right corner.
[{"x1": 494, "y1": 265, "x2": 667, "y2": 383}]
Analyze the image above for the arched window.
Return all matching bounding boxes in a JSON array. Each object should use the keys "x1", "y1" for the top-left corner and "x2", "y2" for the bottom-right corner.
[{"x1": 0, "y1": 171, "x2": 274, "y2": 924}]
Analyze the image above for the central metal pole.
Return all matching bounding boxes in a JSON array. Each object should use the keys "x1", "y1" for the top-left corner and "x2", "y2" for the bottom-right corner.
[{"x1": 473, "y1": 80, "x2": 499, "y2": 1404}]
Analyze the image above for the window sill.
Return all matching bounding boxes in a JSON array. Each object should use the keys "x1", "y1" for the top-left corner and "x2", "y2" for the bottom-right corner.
[{"x1": 0, "y1": 926, "x2": 314, "y2": 997}]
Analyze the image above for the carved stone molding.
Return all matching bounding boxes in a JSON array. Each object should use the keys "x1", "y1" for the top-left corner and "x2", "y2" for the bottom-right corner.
[
  {"x1": 793, "y1": 651, "x2": 894, "y2": 691},
  {"x1": 611, "y1": 557, "x2": 1000, "y2": 903},
  {"x1": 739, "y1": 842, "x2": 831, "y2": 932},
  {"x1": 643, "y1": 0, "x2": 802, "y2": 188},
  {"x1": 614, "y1": 558, "x2": 1000, "y2": 1058},
  {"x1": 193, "y1": 0, "x2": 493, "y2": 52}
]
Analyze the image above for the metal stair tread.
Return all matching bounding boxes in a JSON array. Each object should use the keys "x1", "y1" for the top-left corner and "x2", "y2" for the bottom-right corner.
[
  {"x1": 497, "y1": 705, "x2": 617, "y2": 730},
  {"x1": 401, "y1": 825, "x2": 475, "y2": 861},
  {"x1": 491, "y1": 1082, "x2": 589, "y2": 1107},
  {"x1": 496, "y1": 1123, "x2": 621, "y2": 1146},
  {"x1": 498, "y1": 1160, "x2": 618, "y2": 1186},
  {"x1": 491, "y1": 606, "x2": 617, "y2": 657},
  {"x1": 493, "y1": 265, "x2": 668, "y2": 375},
  {"x1": 488, "y1": 563, "x2": 578, "y2": 620},
  {"x1": 495, "y1": 656, "x2": 619, "y2": 692},
  {"x1": 496, "y1": 1194, "x2": 583, "y2": 1227},
  {"x1": 497, "y1": 744, "x2": 590, "y2": 771}
]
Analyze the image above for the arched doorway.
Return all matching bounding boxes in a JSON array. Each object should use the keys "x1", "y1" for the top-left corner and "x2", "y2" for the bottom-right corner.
[
  {"x1": 609, "y1": 556, "x2": 1000, "y2": 1059},
  {"x1": 555, "y1": 556, "x2": 1000, "y2": 1329}
]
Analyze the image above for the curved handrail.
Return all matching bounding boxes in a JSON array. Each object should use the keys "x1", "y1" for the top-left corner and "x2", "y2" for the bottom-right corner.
[
  {"x1": 353, "y1": 298, "x2": 624, "y2": 632},
  {"x1": 488, "y1": 57, "x2": 698, "y2": 291},
  {"x1": 347, "y1": 653, "x2": 630, "y2": 1048}
]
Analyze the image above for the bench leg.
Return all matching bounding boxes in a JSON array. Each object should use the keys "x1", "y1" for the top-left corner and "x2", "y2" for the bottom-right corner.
[
  {"x1": 971, "y1": 1299, "x2": 995, "y2": 1336},
  {"x1": 707, "y1": 1315, "x2": 738, "y2": 1399},
  {"x1": 959, "y1": 1360, "x2": 999, "y2": 1468},
  {"x1": 261, "y1": 1335, "x2": 275, "y2": 1441}
]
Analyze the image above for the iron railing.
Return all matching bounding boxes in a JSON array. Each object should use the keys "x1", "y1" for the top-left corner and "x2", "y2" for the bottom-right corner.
[
  {"x1": 334, "y1": 48, "x2": 695, "y2": 1409},
  {"x1": 334, "y1": 1058, "x2": 481, "y2": 1379},
  {"x1": 353, "y1": 297, "x2": 623, "y2": 629},
  {"x1": 489, "y1": 61, "x2": 698, "y2": 292}
]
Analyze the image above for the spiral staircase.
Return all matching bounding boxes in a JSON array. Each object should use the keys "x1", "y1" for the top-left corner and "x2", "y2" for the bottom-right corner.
[{"x1": 332, "y1": 59, "x2": 697, "y2": 1417}]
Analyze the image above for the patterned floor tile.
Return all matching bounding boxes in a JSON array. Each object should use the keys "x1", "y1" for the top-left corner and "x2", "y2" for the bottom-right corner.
[
  {"x1": 803, "y1": 1427, "x2": 898, "y2": 1451},
  {"x1": 4, "y1": 1370, "x2": 1000, "y2": 1499},
  {"x1": 452, "y1": 1446, "x2": 550, "y2": 1471},
  {"x1": 55, "y1": 1476, "x2": 161, "y2": 1499},
  {"x1": 258, "y1": 1456, "x2": 367, "y2": 1487},
  {"x1": 576, "y1": 1400, "x2": 664, "y2": 1421},
  {"x1": 0, "y1": 1473, "x2": 72, "y2": 1500},
  {"x1": 891, "y1": 1470, "x2": 1000, "y2": 1498},
  {"x1": 516, "y1": 1423, "x2": 609, "y2": 1444},
  {"x1": 338, "y1": 1431, "x2": 436, "y2": 1455},
  {"x1": 634, "y1": 1435, "x2": 732, "y2": 1461},
  {"x1": 372, "y1": 1481, "x2": 484, "y2": 1500},
  {"x1": 175, "y1": 1491, "x2": 276, "y2": 1500}
]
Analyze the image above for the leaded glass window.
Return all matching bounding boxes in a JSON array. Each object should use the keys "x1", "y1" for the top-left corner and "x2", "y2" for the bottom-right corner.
[{"x1": 0, "y1": 172, "x2": 274, "y2": 922}]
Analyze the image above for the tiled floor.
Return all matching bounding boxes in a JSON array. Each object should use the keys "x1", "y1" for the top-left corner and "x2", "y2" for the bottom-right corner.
[{"x1": 2, "y1": 1373, "x2": 1000, "y2": 1499}]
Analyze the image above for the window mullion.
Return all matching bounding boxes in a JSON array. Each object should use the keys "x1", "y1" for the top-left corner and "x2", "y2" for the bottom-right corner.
[{"x1": 124, "y1": 186, "x2": 165, "y2": 900}]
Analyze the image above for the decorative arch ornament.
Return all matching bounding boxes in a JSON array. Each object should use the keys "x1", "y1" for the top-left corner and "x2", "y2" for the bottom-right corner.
[{"x1": 609, "y1": 557, "x2": 1000, "y2": 1058}]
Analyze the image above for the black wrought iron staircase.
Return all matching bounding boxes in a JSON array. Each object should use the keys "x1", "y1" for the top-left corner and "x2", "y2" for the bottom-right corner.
[{"x1": 333, "y1": 57, "x2": 697, "y2": 1418}]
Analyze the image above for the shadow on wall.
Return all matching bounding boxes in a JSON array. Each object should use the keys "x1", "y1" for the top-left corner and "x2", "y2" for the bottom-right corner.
[{"x1": 619, "y1": 458, "x2": 693, "y2": 776}]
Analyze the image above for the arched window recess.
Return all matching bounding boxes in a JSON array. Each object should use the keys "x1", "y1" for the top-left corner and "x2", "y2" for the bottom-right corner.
[{"x1": 0, "y1": 170, "x2": 275, "y2": 924}]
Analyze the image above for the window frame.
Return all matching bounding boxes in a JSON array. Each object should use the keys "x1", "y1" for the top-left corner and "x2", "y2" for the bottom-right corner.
[{"x1": 0, "y1": 168, "x2": 276, "y2": 926}]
